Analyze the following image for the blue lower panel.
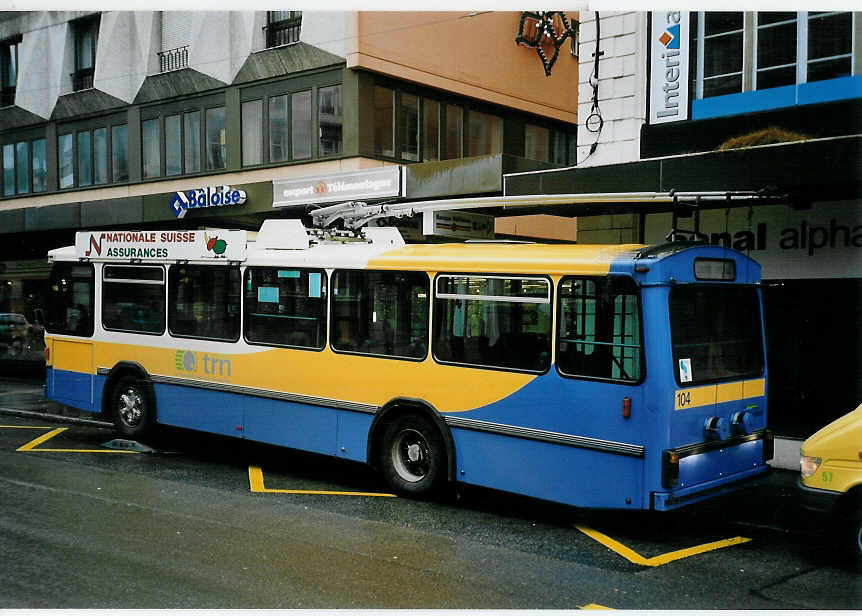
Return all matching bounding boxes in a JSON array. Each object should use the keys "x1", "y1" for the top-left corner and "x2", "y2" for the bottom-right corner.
[
  {"x1": 155, "y1": 384, "x2": 244, "y2": 437},
  {"x1": 48, "y1": 368, "x2": 98, "y2": 412},
  {"x1": 451, "y1": 428, "x2": 643, "y2": 510},
  {"x1": 678, "y1": 440, "x2": 762, "y2": 489},
  {"x1": 336, "y1": 411, "x2": 373, "y2": 462},
  {"x1": 243, "y1": 397, "x2": 338, "y2": 457}
]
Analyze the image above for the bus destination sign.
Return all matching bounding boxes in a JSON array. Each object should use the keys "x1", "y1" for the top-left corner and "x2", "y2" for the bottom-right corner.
[{"x1": 75, "y1": 230, "x2": 248, "y2": 262}]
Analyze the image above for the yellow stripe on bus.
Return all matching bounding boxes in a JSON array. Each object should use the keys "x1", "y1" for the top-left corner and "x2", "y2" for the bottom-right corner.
[{"x1": 675, "y1": 378, "x2": 765, "y2": 411}]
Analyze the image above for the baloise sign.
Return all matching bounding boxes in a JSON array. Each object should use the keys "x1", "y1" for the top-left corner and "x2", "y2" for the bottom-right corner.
[{"x1": 170, "y1": 185, "x2": 247, "y2": 219}]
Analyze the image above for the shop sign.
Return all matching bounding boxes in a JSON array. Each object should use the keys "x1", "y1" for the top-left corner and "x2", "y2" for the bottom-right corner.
[
  {"x1": 76, "y1": 229, "x2": 248, "y2": 262},
  {"x1": 422, "y1": 211, "x2": 494, "y2": 240},
  {"x1": 170, "y1": 185, "x2": 247, "y2": 219},
  {"x1": 272, "y1": 167, "x2": 402, "y2": 208},
  {"x1": 649, "y1": 11, "x2": 689, "y2": 125}
]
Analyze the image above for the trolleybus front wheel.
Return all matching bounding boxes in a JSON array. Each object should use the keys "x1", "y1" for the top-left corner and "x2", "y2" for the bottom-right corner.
[
  {"x1": 111, "y1": 375, "x2": 155, "y2": 440},
  {"x1": 379, "y1": 413, "x2": 445, "y2": 497}
]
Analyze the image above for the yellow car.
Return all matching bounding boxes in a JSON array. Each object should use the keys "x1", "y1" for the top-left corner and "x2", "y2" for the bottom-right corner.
[{"x1": 799, "y1": 403, "x2": 862, "y2": 564}]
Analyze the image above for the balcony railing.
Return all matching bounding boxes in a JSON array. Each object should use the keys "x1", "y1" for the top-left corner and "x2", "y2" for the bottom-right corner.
[
  {"x1": 265, "y1": 20, "x2": 301, "y2": 48},
  {"x1": 158, "y1": 45, "x2": 189, "y2": 73},
  {"x1": 71, "y1": 68, "x2": 94, "y2": 91}
]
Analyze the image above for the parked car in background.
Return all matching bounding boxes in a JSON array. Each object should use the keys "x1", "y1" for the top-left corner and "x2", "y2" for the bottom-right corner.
[
  {"x1": 0, "y1": 313, "x2": 32, "y2": 356},
  {"x1": 799, "y1": 404, "x2": 862, "y2": 566}
]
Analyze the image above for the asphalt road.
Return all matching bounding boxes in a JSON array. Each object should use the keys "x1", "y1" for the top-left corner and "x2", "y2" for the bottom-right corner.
[{"x1": 0, "y1": 377, "x2": 859, "y2": 609}]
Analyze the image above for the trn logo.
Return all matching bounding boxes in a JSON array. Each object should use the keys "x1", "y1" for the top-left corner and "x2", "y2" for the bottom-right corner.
[{"x1": 174, "y1": 350, "x2": 232, "y2": 377}]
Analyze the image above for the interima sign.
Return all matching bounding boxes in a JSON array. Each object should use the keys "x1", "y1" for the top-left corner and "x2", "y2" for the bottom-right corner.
[
  {"x1": 649, "y1": 12, "x2": 690, "y2": 124},
  {"x1": 74, "y1": 230, "x2": 248, "y2": 261}
]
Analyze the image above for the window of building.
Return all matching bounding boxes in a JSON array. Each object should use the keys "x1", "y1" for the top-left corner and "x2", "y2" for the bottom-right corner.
[
  {"x1": 444, "y1": 104, "x2": 463, "y2": 160},
  {"x1": 467, "y1": 110, "x2": 503, "y2": 157},
  {"x1": 557, "y1": 276, "x2": 642, "y2": 382},
  {"x1": 269, "y1": 94, "x2": 288, "y2": 162},
  {"x1": 755, "y1": 12, "x2": 797, "y2": 90},
  {"x1": 169, "y1": 264, "x2": 240, "y2": 342},
  {"x1": 698, "y1": 12, "x2": 744, "y2": 98},
  {"x1": 398, "y1": 92, "x2": 419, "y2": 161},
  {"x1": 46, "y1": 263, "x2": 95, "y2": 337},
  {"x1": 76, "y1": 130, "x2": 92, "y2": 187},
  {"x1": 32, "y1": 138, "x2": 46, "y2": 192},
  {"x1": 142, "y1": 118, "x2": 160, "y2": 178},
  {"x1": 433, "y1": 275, "x2": 551, "y2": 372},
  {"x1": 0, "y1": 36, "x2": 21, "y2": 107},
  {"x1": 102, "y1": 265, "x2": 165, "y2": 335},
  {"x1": 373, "y1": 86, "x2": 394, "y2": 157},
  {"x1": 15, "y1": 141, "x2": 28, "y2": 193},
  {"x1": 525, "y1": 124, "x2": 550, "y2": 162},
  {"x1": 266, "y1": 11, "x2": 302, "y2": 48},
  {"x1": 184, "y1": 111, "x2": 201, "y2": 173},
  {"x1": 93, "y1": 128, "x2": 107, "y2": 184},
  {"x1": 72, "y1": 15, "x2": 99, "y2": 91},
  {"x1": 422, "y1": 99, "x2": 440, "y2": 162},
  {"x1": 319, "y1": 85, "x2": 342, "y2": 156},
  {"x1": 205, "y1": 106, "x2": 226, "y2": 170},
  {"x1": 111, "y1": 124, "x2": 128, "y2": 182},
  {"x1": 165, "y1": 114, "x2": 182, "y2": 176},
  {"x1": 331, "y1": 270, "x2": 428, "y2": 360},
  {"x1": 292, "y1": 90, "x2": 312, "y2": 160},
  {"x1": 2, "y1": 144, "x2": 13, "y2": 196},
  {"x1": 245, "y1": 267, "x2": 327, "y2": 350},
  {"x1": 242, "y1": 100, "x2": 263, "y2": 166},
  {"x1": 807, "y1": 11, "x2": 853, "y2": 82},
  {"x1": 58, "y1": 133, "x2": 74, "y2": 189}
]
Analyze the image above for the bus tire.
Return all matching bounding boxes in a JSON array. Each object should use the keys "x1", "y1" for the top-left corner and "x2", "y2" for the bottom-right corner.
[
  {"x1": 111, "y1": 375, "x2": 155, "y2": 440},
  {"x1": 379, "y1": 412, "x2": 445, "y2": 497}
]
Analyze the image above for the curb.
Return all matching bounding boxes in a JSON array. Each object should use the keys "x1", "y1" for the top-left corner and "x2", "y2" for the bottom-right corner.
[{"x1": 0, "y1": 406, "x2": 112, "y2": 429}]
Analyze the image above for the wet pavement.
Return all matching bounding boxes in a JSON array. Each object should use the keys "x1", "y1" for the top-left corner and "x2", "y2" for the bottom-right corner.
[{"x1": 0, "y1": 375, "x2": 859, "y2": 609}]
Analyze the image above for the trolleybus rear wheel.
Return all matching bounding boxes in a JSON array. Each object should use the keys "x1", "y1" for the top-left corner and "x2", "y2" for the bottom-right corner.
[
  {"x1": 380, "y1": 413, "x2": 445, "y2": 496},
  {"x1": 111, "y1": 375, "x2": 155, "y2": 439}
]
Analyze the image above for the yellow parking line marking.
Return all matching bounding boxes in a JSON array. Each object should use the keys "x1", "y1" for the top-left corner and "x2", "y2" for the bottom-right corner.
[
  {"x1": 12, "y1": 426, "x2": 138, "y2": 454},
  {"x1": 248, "y1": 465, "x2": 397, "y2": 498},
  {"x1": 575, "y1": 524, "x2": 750, "y2": 567},
  {"x1": 580, "y1": 604, "x2": 612, "y2": 609}
]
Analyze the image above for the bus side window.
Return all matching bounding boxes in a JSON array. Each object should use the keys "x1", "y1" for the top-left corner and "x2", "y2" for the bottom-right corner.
[
  {"x1": 169, "y1": 264, "x2": 240, "y2": 342},
  {"x1": 46, "y1": 263, "x2": 95, "y2": 337},
  {"x1": 557, "y1": 276, "x2": 642, "y2": 382}
]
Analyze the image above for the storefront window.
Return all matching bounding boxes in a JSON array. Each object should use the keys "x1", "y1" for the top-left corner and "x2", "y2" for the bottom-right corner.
[
  {"x1": 318, "y1": 85, "x2": 342, "y2": 156},
  {"x1": 398, "y1": 92, "x2": 419, "y2": 161},
  {"x1": 111, "y1": 124, "x2": 128, "y2": 182},
  {"x1": 1, "y1": 259, "x2": 51, "y2": 363},
  {"x1": 142, "y1": 118, "x2": 160, "y2": 178},
  {"x1": 524, "y1": 124, "x2": 550, "y2": 162},
  {"x1": 205, "y1": 107, "x2": 226, "y2": 170},
  {"x1": 242, "y1": 100, "x2": 262, "y2": 166},
  {"x1": 444, "y1": 104, "x2": 462, "y2": 160},
  {"x1": 292, "y1": 90, "x2": 311, "y2": 159}
]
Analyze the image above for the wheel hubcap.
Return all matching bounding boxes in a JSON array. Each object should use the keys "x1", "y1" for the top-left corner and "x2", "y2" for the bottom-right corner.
[
  {"x1": 391, "y1": 428, "x2": 430, "y2": 483},
  {"x1": 118, "y1": 388, "x2": 143, "y2": 427}
]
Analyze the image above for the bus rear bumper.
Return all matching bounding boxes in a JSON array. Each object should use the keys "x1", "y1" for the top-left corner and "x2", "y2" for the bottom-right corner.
[{"x1": 652, "y1": 465, "x2": 771, "y2": 511}]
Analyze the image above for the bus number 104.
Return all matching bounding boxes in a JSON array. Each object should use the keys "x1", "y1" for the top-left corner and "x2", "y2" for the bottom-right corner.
[{"x1": 676, "y1": 391, "x2": 691, "y2": 408}]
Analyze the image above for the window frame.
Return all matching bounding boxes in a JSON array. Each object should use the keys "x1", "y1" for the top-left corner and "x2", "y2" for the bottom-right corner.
[
  {"x1": 168, "y1": 263, "x2": 241, "y2": 343},
  {"x1": 432, "y1": 272, "x2": 553, "y2": 375},
  {"x1": 243, "y1": 266, "x2": 328, "y2": 352},
  {"x1": 101, "y1": 264, "x2": 166, "y2": 336},
  {"x1": 555, "y1": 275, "x2": 645, "y2": 385},
  {"x1": 330, "y1": 268, "x2": 430, "y2": 362}
]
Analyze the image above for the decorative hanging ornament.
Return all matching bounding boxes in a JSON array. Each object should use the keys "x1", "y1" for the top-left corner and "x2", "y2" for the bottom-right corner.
[{"x1": 515, "y1": 11, "x2": 576, "y2": 77}]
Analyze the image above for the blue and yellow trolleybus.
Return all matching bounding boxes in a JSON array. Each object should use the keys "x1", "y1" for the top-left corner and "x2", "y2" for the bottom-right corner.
[{"x1": 44, "y1": 216, "x2": 772, "y2": 510}]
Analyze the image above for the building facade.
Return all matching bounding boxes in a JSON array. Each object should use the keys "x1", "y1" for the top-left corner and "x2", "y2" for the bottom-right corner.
[
  {"x1": 506, "y1": 10, "x2": 861, "y2": 438},
  {"x1": 0, "y1": 10, "x2": 580, "y2": 370}
]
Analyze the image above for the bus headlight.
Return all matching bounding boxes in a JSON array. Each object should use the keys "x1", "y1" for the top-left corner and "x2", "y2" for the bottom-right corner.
[{"x1": 800, "y1": 456, "x2": 821, "y2": 478}]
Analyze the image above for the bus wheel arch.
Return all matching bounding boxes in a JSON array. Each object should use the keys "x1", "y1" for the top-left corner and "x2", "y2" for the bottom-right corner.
[
  {"x1": 102, "y1": 362, "x2": 157, "y2": 440},
  {"x1": 369, "y1": 399, "x2": 456, "y2": 495}
]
